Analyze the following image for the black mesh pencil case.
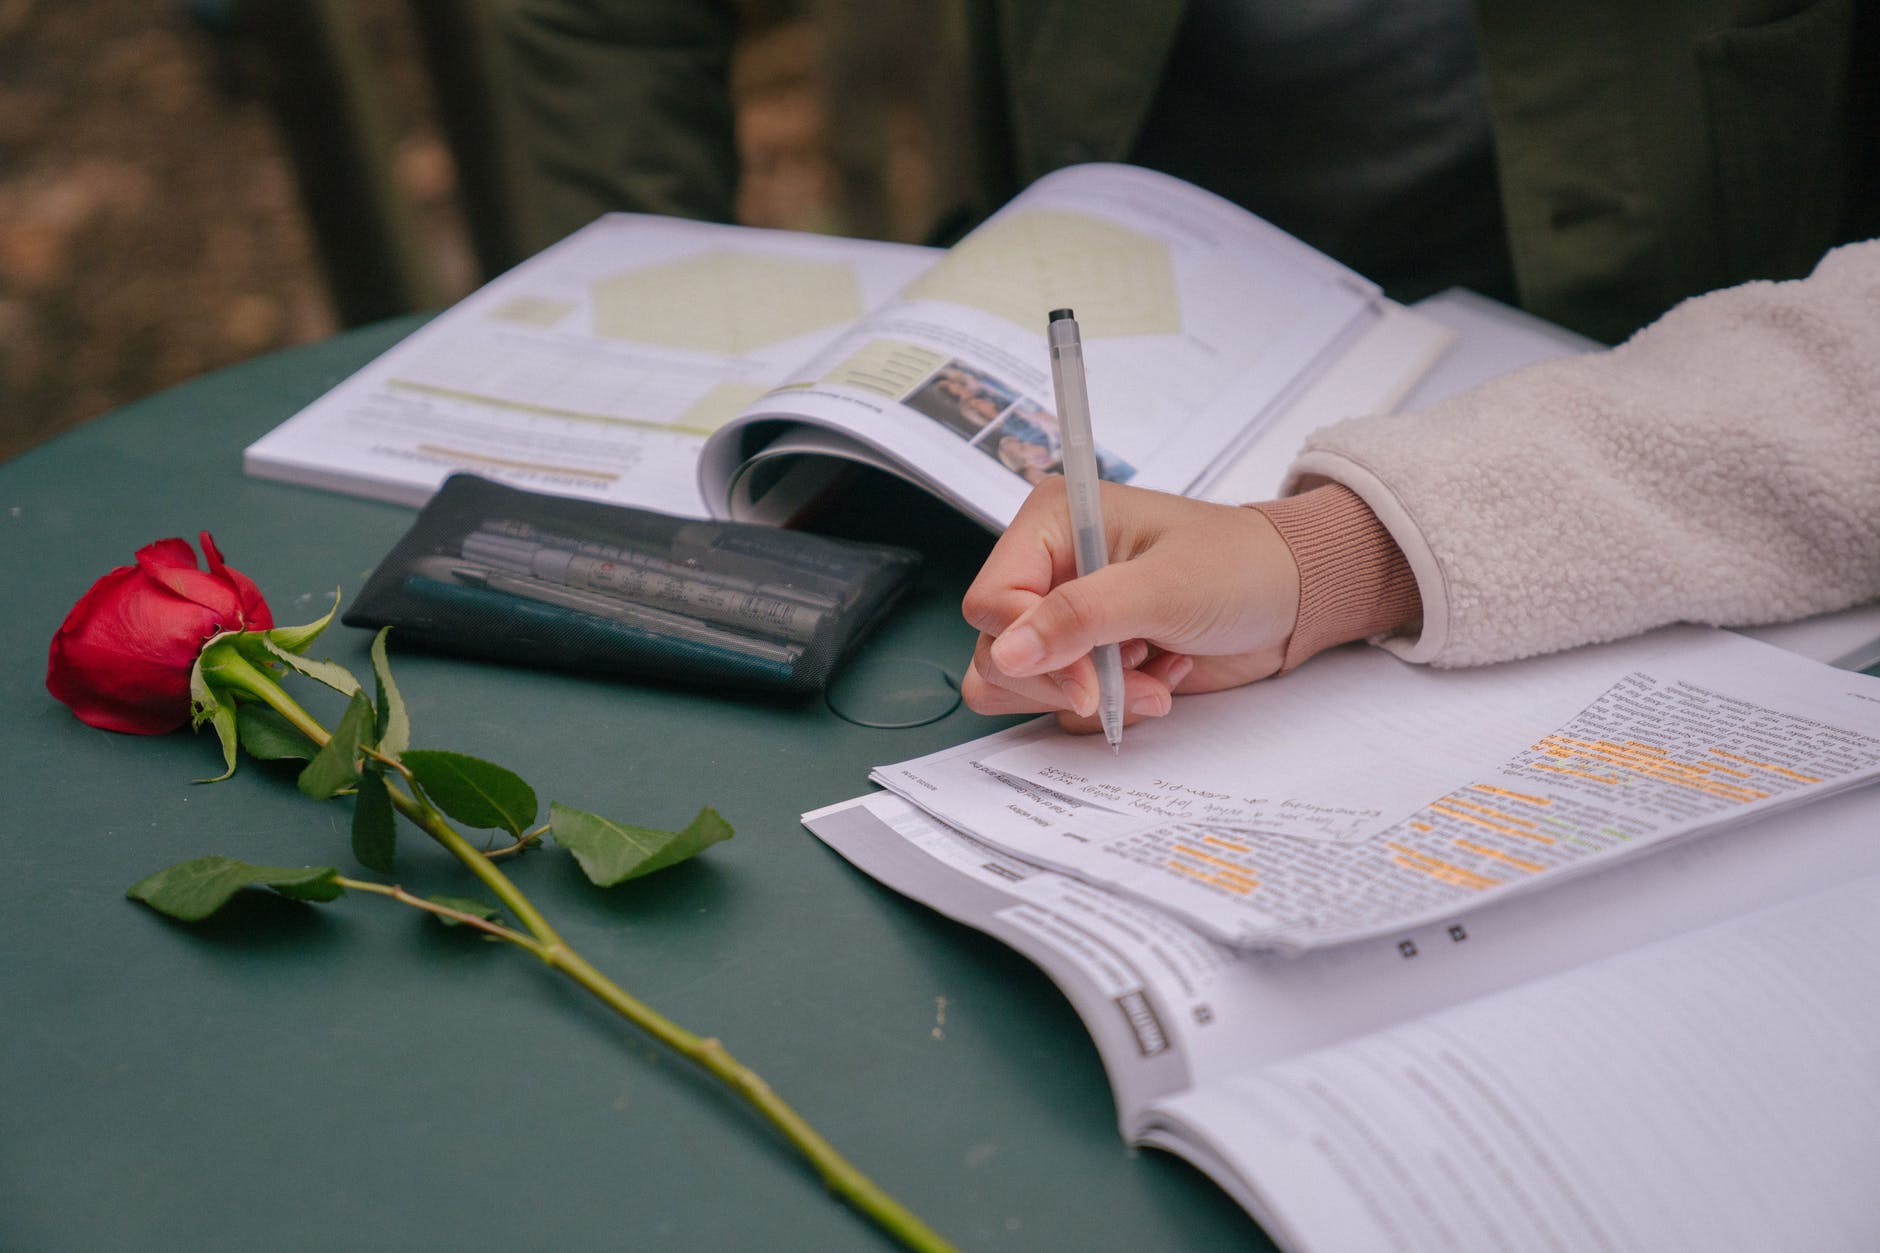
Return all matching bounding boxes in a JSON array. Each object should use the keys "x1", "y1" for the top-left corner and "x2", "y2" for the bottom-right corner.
[{"x1": 344, "y1": 474, "x2": 923, "y2": 693}]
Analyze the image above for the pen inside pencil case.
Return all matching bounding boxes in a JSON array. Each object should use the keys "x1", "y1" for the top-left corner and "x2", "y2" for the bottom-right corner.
[
  {"x1": 397, "y1": 575, "x2": 801, "y2": 686},
  {"x1": 459, "y1": 531, "x2": 827, "y2": 645},
  {"x1": 471, "y1": 518, "x2": 853, "y2": 608},
  {"x1": 408, "y1": 555, "x2": 806, "y2": 666}
]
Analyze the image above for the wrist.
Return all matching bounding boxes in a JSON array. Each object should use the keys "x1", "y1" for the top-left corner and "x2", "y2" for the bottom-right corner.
[{"x1": 1247, "y1": 484, "x2": 1421, "y2": 669}]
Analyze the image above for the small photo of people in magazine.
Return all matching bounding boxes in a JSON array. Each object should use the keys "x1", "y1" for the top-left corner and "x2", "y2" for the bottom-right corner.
[{"x1": 903, "y1": 359, "x2": 1136, "y2": 486}]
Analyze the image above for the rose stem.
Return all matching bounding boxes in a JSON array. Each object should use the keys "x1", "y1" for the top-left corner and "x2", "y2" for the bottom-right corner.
[{"x1": 232, "y1": 662, "x2": 959, "y2": 1253}]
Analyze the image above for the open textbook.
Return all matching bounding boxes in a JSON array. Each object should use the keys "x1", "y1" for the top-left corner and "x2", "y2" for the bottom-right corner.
[
  {"x1": 803, "y1": 626, "x2": 1880, "y2": 1250},
  {"x1": 243, "y1": 164, "x2": 1454, "y2": 529}
]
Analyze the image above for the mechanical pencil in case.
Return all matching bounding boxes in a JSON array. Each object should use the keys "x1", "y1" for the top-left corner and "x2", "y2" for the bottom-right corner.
[
  {"x1": 400, "y1": 578, "x2": 801, "y2": 686},
  {"x1": 405, "y1": 556, "x2": 805, "y2": 674},
  {"x1": 474, "y1": 517, "x2": 863, "y2": 602},
  {"x1": 461, "y1": 530, "x2": 827, "y2": 645}
]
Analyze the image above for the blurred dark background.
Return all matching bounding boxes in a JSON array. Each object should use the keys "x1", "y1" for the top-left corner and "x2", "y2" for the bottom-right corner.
[{"x1": 0, "y1": 0, "x2": 962, "y2": 462}]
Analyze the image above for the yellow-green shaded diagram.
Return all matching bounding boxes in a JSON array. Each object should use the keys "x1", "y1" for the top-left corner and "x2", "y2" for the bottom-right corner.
[
  {"x1": 902, "y1": 209, "x2": 1181, "y2": 337},
  {"x1": 590, "y1": 250, "x2": 864, "y2": 352},
  {"x1": 489, "y1": 295, "x2": 575, "y2": 328}
]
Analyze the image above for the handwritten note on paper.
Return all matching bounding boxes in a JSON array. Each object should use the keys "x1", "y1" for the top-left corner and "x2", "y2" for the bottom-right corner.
[{"x1": 979, "y1": 638, "x2": 1666, "y2": 843}]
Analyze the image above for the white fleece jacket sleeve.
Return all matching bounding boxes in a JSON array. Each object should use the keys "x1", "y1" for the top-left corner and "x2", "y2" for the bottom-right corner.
[{"x1": 1283, "y1": 239, "x2": 1880, "y2": 667}]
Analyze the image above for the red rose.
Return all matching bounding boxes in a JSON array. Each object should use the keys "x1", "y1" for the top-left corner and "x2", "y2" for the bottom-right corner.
[{"x1": 47, "y1": 532, "x2": 274, "y2": 734}]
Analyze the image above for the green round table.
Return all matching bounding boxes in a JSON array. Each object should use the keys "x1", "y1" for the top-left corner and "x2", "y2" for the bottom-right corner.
[{"x1": 0, "y1": 322, "x2": 1269, "y2": 1252}]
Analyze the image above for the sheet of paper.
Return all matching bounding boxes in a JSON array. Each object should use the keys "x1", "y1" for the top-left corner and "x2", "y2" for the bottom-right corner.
[
  {"x1": 981, "y1": 637, "x2": 1658, "y2": 842},
  {"x1": 1396, "y1": 286, "x2": 1600, "y2": 412},
  {"x1": 876, "y1": 627, "x2": 1880, "y2": 949},
  {"x1": 1200, "y1": 301, "x2": 1455, "y2": 503},
  {"x1": 1157, "y1": 874, "x2": 1880, "y2": 1253},
  {"x1": 243, "y1": 215, "x2": 936, "y2": 512},
  {"x1": 806, "y1": 771, "x2": 1880, "y2": 1149}
]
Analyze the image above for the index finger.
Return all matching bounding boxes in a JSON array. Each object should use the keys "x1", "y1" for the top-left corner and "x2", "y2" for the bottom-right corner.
[{"x1": 961, "y1": 478, "x2": 1080, "y2": 635}]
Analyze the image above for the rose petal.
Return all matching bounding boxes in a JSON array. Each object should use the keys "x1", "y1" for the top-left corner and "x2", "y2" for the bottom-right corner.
[
  {"x1": 135, "y1": 537, "x2": 202, "y2": 571},
  {"x1": 47, "y1": 617, "x2": 195, "y2": 733},
  {"x1": 138, "y1": 561, "x2": 242, "y2": 627},
  {"x1": 200, "y1": 532, "x2": 273, "y2": 628},
  {"x1": 231, "y1": 575, "x2": 272, "y2": 629},
  {"x1": 53, "y1": 589, "x2": 208, "y2": 682},
  {"x1": 46, "y1": 653, "x2": 189, "y2": 732},
  {"x1": 49, "y1": 564, "x2": 141, "y2": 637}
]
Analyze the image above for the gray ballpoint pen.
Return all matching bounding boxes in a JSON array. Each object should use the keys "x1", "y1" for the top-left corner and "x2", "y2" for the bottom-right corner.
[{"x1": 1046, "y1": 307, "x2": 1125, "y2": 752}]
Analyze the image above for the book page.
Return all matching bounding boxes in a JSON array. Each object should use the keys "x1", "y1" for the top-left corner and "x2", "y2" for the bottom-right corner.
[
  {"x1": 1201, "y1": 285, "x2": 1595, "y2": 506},
  {"x1": 1200, "y1": 301, "x2": 1456, "y2": 503},
  {"x1": 242, "y1": 215, "x2": 935, "y2": 512},
  {"x1": 1155, "y1": 874, "x2": 1880, "y2": 1253},
  {"x1": 1395, "y1": 287, "x2": 1600, "y2": 412},
  {"x1": 806, "y1": 793, "x2": 1215, "y2": 1125},
  {"x1": 804, "y1": 768, "x2": 1880, "y2": 1176},
  {"x1": 699, "y1": 163, "x2": 1379, "y2": 530},
  {"x1": 875, "y1": 628, "x2": 1880, "y2": 949}
]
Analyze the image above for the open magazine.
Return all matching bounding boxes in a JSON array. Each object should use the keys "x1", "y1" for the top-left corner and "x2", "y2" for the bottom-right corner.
[
  {"x1": 243, "y1": 164, "x2": 1449, "y2": 530},
  {"x1": 804, "y1": 626, "x2": 1880, "y2": 1250}
]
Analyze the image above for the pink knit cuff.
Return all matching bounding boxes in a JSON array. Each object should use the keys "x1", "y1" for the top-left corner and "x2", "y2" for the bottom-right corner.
[{"x1": 1248, "y1": 483, "x2": 1422, "y2": 671}]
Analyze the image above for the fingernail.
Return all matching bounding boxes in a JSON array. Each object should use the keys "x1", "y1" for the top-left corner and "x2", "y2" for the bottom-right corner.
[
  {"x1": 992, "y1": 625, "x2": 1046, "y2": 672},
  {"x1": 1051, "y1": 670, "x2": 1095, "y2": 717},
  {"x1": 1129, "y1": 691, "x2": 1169, "y2": 718},
  {"x1": 1166, "y1": 656, "x2": 1195, "y2": 688}
]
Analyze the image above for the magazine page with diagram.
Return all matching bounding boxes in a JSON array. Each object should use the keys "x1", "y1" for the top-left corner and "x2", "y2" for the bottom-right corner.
[
  {"x1": 243, "y1": 215, "x2": 939, "y2": 515},
  {"x1": 245, "y1": 163, "x2": 1431, "y2": 529},
  {"x1": 696, "y1": 162, "x2": 1387, "y2": 531}
]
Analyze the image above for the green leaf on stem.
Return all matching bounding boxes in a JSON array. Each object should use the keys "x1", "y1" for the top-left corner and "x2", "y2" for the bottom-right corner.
[
  {"x1": 187, "y1": 651, "x2": 240, "y2": 782},
  {"x1": 425, "y1": 894, "x2": 504, "y2": 927},
  {"x1": 235, "y1": 704, "x2": 317, "y2": 761},
  {"x1": 403, "y1": 750, "x2": 538, "y2": 835},
  {"x1": 257, "y1": 635, "x2": 363, "y2": 699},
  {"x1": 352, "y1": 768, "x2": 398, "y2": 873},
  {"x1": 257, "y1": 590, "x2": 341, "y2": 655},
  {"x1": 128, "y1": 856, "x2": 344, "y2": 921},
  {"x1": 368, "y1": 627, "x2": 410, "y2": 758},
  {"x1": 299, "y1": 691, "x2": 376, "y2": 800},
  {"x1": 550, "y1": 803, "x2": 733, "y2": 886}
]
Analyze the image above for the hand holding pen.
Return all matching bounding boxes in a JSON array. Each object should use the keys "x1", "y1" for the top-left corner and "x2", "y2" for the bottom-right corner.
[{"x1": 959, "y1": 452, "x2": 1308, "y2": 734}]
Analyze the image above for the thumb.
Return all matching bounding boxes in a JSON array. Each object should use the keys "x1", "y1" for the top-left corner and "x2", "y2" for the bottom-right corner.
[{"x1": 987, "y1": 558, "x2": 1183, "y2": 677}]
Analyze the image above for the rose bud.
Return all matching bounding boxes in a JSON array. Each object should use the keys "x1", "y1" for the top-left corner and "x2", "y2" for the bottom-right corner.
[{"x1": 47, "y1": 532, "x2": 274, "y2": 734}]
